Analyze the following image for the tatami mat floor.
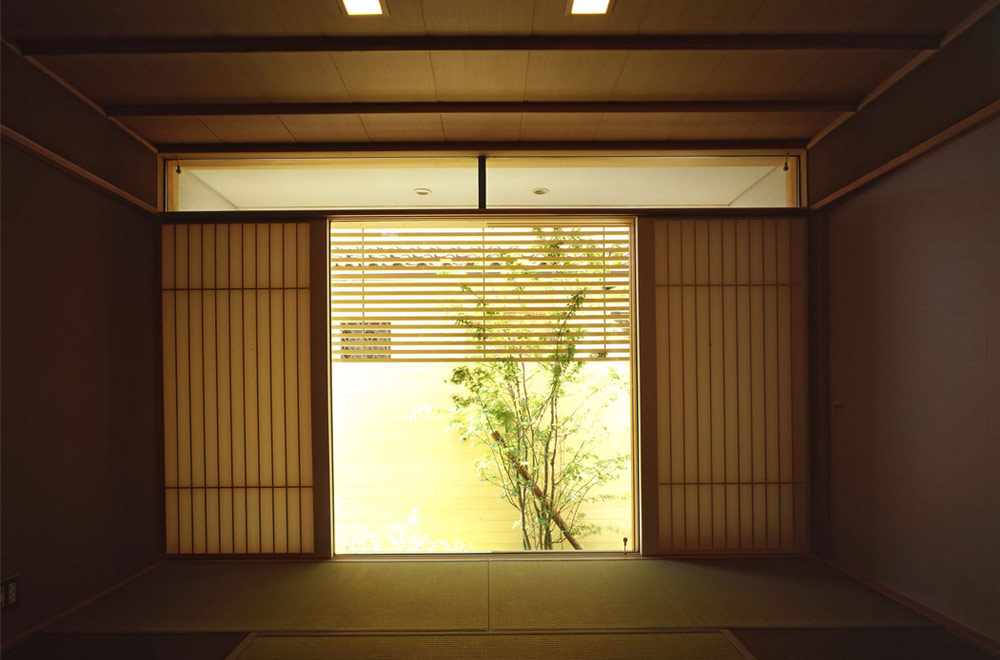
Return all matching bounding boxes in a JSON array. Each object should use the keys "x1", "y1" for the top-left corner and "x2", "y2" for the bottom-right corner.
[{"x1": 5, "y1": 558, "x2": 995, "y2": 659}]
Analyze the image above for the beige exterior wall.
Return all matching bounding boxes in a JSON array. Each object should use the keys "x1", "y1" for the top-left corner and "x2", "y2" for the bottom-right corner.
[{"x1": 333, "y1": 362, "x2": 633, "y2": 552}]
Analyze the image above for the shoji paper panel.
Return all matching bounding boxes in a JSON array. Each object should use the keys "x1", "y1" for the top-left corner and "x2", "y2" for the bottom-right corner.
[
  {"x1": 162, "y1": 223, "x2": 314, "y2": 555},
  {"x1": 653, "y1": 219, "x2": 808, "y2": 552}
]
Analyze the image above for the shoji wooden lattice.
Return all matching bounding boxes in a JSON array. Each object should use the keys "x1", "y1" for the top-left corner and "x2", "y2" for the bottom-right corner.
[
  {"x1": 653, "y1": 219, "x2": 808, "y2": 552},
  {"x1": 162, "y1": 224, "x2": 314, "y2": 554}
]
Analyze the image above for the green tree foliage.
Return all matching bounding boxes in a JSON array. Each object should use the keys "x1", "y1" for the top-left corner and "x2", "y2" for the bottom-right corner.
[{"x1": 447, "y1": 227, "x2": 628, "y2": 550}]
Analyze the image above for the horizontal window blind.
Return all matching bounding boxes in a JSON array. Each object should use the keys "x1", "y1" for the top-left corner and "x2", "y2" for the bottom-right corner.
[
  {"x1": 330, "y1": 220, "x2": 633, "y2": 362},
  {"x1": 653, "y1": 218, "x2": 809, "y2": 552},
  {"x1": 162, "y1": 223, "x2": 314, "y2": 555}
]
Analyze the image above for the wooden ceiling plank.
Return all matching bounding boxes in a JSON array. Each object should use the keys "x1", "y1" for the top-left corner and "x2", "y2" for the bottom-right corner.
[
  {"x1": 330, "y1": 51, "x2": 438, "y2": 102},
  {"x1": 278, "y1": 114, "x2": 371, "y2": 142},
  {"x1": 523, "y1": 51, "x2": 629, "y2": 101},
  {"x1": 638, "y1": 0, "x2": 765, "y2": 33},
  {"x1": 429, "y1": 51, "x2": 530, "y2": 102},
  {"x1": 198, "y1": 115, "x2": 296, "y2": 143},
  {"x1": 518, "y1": 113, "x2": 604, "y2": 141},
  {"x1": 118, "y1": 116, "x2": 223, "y2": 144},
  {"x1": 441, "y1": 113, "x2": 523, "y2": 141},
  {"x1": 421, "y1": 0, "x2": 535, "y2": 35},
  {"x1": 359, "y1": 113, "x2": 447, "y2": 141}
]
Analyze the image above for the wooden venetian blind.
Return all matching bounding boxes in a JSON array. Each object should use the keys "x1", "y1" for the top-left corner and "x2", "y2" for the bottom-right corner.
[
  {"x1": 653, "y1": 219, "x2": 808, "y2": 552},
  {"x1": 162, "y1": 223, "x2": 314, "y2": 555},
  {"x1": 330, "y1": 221, "x2": 632, "y2": 362}
]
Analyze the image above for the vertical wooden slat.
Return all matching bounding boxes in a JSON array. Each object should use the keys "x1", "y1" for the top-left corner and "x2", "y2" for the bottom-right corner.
[
  {"x1": 220, "y1": 487, "x2": 234, "y2": 554},
  {"x1": 189, "y1": 225, "x2": 202, "y2": 289},
  {"x1": 736, "y1": 284, "x2": 752, "y2": 548},
  {"x1": 722, "y1": 221, "x2": 739, "y2": 548},
  {"x1": 271, "y1": 289, "x2": 286, "y2": 489},
  {"x1": 190, "y1": 291, "x2": 205, "y2": 491},
  {"x1": 162, "y1": 225, "x2": 175, "y2": 289},
  {"x1": 653, "y1": 221, "x2": 668, "y2": 286},
  {"x1": 288, "y1": 487, "x2": 302, "y2": 553},
  {"x1": 163, "y1": 292, "x2": 178, "y2": 490},
  {"x1": 298, "y1": 290, "x2": 313, "y2": 488},
  {"x1": 256, "y1": 224, "x2": 269, "y2": 287},
  {"x1": 179, "y1": 488, "x2": 192, "y2": 554},
  {"x1": 230, "y1": 224, "x2": 243, "y2": 289},
  {"x1": 655, "y1": 287, "x2": 670, "y2": 549},
  {"x1": 750, "y1": 286, "x2": 766, "y2": 548},
  {"x1": 203, "y1": 225, "x2": 216, "y2": 289},
  {"x1": 764, "y1": 285, "x2": 779, "y2": 485},
  {"x1": 778, "y1": 287, "x2": 793, "y2": 484},
  {"x1": 175, "y1": 225, "x2": 188, "y2": 289},
  {"x1": 165, "y1": 488, "x2": 179, "y2": 554},
  {"x1": 244, "y1": 263, "x2": 260, "y2": 551},
  {"x1": 285, "y1": 291, "x2": 300, "y2": 488},
  {"x1": 695, "y1": 285, "x2": 711, "y2": 548},
  {"x1": 204, "y1": 291, "x2": 218, "y2": 489},
  {"x1": 247, "y1": 487, "x2": 261, "y2": 553},
  {"x1": 257, "y1": 290, "x2": 273, "y2": 489},
  {"x1": 297, "y1": 224, "x2": 310, "y2": 288},
  {"x1": 234, "y1": 487, "x2": 247, "y2": 554},
  {"x1": 217, "y1": 296, "x2": 232, "y2": 491},
  {"x1": 710, "y1": 285, "x2": 725, "y2": 548},
  {"x1": 207, "y1": 488, "x2": 220, "y2": 553},
  {"x1": 791, "y1": 219, "x2": 810, "y2": 551},
  {"x1": 193, "y1": 489, "x2": 207, "y2": 554},
  {"x1": 682, "y1": 283, "x2": 698, "y2": 547},
  {"x1": 658, "y1": 484, "x2": 671, "y2": 550},
  {"x1": 261, "y1": 487, "x2": 274, "y2": 553},
  {"x1": 176, "y1": 290, "x2": 191, "y2": 490},
  {"x1": 274, "y1": 488, "x2": 288, "y2": 553},
  {"x1": 301, "y1": 487, "x2": 315, "y2": 553},
  {"x1": 231, "y1": 289, "x2": 246, "y2": 490},
  {"x1": 283, "y1": 227, "x2": 301, "y2": 556}
]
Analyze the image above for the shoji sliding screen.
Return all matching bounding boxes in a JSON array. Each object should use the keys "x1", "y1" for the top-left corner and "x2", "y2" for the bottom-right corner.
[
  {"x1": 161, "y1": 223, "x2": 314, "y2": 555},
  {"x1": 653, "y1": 219, "x2": 808, "y2": 552}
]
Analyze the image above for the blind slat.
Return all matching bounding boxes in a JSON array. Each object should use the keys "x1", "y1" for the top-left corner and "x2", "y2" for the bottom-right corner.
[{"x1": 331, "y1": 221, "x2": 632, "y2": 362}]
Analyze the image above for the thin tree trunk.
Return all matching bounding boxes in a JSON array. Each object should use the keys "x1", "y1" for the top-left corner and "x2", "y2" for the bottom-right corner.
[{"x1": 492, "y1": 430, "x2": 583, "y2": 550}]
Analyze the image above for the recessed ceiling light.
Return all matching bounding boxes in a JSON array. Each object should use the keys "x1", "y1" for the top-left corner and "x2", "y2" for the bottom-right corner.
[
  {"x1": 414, "y1": 187, "x2": 432, "y2": 196},
  {"x1": 532, "y1": 188, "x2": 549, "y2": 195},
  {"x1": 341, "y1": 0, "x2": 384, "y2": 16},
  {"x1": 570, "y1": 0, "x2": 611, "y2": 15}
]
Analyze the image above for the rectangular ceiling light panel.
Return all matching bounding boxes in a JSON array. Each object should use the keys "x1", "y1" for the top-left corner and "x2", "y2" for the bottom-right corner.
[
  {"x1": 342, "y1": 0, "x2": 384, "y2": 15},
  {"x1": 570, "y1": 0, "x2": 611, "y2": 14}
]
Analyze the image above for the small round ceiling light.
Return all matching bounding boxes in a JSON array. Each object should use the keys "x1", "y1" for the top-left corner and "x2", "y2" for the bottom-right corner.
[
  {"x1": 532, "y1": 187, "x2": 550, "y2": 195},
  {"x1": 414, "y1": 187, "x2": 432, "y2": 196}
]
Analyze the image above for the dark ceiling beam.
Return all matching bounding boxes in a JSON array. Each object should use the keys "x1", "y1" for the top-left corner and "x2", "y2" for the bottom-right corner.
[
  {"x1": 156, "y1": 139, "x2": 808, "y2": 154},
  {"x1": 15, "y1": 33, "x2": 941, "y2": 55},
  {"x1": 110, "y1": 99, "x2": 856, "y2": 117}
]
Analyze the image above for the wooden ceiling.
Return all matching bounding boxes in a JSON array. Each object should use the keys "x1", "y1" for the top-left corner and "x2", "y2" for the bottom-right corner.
[{"x1": 1, "y1": 0, "x2": 987, "y2": 150}]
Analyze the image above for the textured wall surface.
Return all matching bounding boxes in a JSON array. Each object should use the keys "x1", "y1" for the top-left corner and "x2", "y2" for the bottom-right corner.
[
  {"x1": 826, "y1": 117, "x2": 1000, "y2": 642},
  {"x1": 1, "y1": 143, "x2": 161, "y2": 642}
]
